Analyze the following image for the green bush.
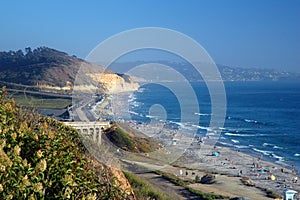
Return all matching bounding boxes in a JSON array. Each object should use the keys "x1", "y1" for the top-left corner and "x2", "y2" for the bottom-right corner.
[
  {"x1": 195, "y1": 175, "x2": 201, "y2": 183},
  {"x1": 0, "y1": 87, "x2": 126, "y2": 199}
]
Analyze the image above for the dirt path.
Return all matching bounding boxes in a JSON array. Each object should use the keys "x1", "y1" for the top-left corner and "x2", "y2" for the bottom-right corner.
[{"x1": 136, "y1": 172, "x2": 201, "y2": 200}]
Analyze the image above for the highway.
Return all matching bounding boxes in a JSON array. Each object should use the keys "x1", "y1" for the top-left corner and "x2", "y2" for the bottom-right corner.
[
  {"x1": 2, "y1": 82, "x2": 101, "y2": 122},
  {"x1": 70, "y1": 95, "x2": 103, "y2": 122}
]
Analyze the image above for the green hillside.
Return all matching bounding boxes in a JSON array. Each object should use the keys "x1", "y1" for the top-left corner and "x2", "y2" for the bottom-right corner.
[
  {"x1": 0, "y1": 47, "x2": 80, "y2": 87},
  {"x1": 104, "y1": 124, "x2": 160, "y2": 153},
  {"x1": 0, "y1": 87, "x2": 131, "y2": 199}
]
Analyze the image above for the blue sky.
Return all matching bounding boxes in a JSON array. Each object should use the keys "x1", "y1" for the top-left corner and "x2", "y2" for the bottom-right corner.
[{"x1": 1, "y1": 0, "x2": 300, "y2": 72}]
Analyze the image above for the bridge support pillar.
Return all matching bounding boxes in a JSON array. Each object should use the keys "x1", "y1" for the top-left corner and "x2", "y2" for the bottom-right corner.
[{"x1": 64, "y1": 121, "x2": 110, "y2": 145}]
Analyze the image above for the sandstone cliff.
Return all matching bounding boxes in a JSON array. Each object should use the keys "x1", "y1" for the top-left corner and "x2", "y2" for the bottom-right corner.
[{"x1": 87, "y1": 73, "x2": 139, "y2": 94}]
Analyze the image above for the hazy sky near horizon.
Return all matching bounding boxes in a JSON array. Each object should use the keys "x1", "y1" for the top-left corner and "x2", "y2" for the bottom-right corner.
[{"x1": 1, "y1": 0, "x2": 300, "y2": 72}]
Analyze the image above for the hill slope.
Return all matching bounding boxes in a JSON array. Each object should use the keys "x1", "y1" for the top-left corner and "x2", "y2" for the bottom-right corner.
[
  {"x1": 0, "y1": 47, "x2": 138, "y2": 94},
  {"x1": 0, "y1": 87, "x2": 135, "y2": 199},
  {"x1": 0, "y1": 47, "x2": 81, "y2": 87}
]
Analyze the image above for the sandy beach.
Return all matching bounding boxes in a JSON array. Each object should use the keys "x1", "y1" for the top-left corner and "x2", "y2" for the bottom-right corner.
[
  {"x1": 114, "y1": 120, "x2": 300, "y2": 199},
  {"x1": 94, "y1": 95, "x2": 300, "y2": 199},
  {"x1": 185, "y1": 145, "x2": 300, "y2": 198}
]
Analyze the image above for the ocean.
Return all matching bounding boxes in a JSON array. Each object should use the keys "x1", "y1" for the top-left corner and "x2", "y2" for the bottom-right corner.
[{"x1": 126, "y1": 81, "x2": 300, "y2": 172}]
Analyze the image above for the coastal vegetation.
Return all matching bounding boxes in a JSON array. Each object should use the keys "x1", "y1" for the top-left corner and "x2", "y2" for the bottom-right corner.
[
  {"x1": 0, "y1": 87, "x2": 131, "y2": 199},
  {"x1": 0, "y1": 47, "x2": 80, "y2": 88},
  {"x1": 104, "y1": 123, "x2": 160, "y2": 153}
]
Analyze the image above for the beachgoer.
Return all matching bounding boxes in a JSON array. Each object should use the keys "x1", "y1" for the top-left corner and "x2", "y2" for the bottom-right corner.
[
  {"x1": 293, "y1": 176, "x2": 298, "y2": 183},
  {"x1": 258, "y1": 155, "x2": 262, "y2": 161},
  {"x1": 200, "y1": 137, "x2": 204, "y2": 144},
  {"x1": 270, "y1": 174, "x2": 276, "y2": 181}
]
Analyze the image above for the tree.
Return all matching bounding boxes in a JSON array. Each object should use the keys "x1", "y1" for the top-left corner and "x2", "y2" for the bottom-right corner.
[
  {"x1": 25, "y1": 47, "x2": 33, "y2": 59},
  {"x1": 15, "y1": 50, "x2": 24, "y2": 58},
  {"x1": 25, "y1": 47, "x2": 32, "y2": 54}
]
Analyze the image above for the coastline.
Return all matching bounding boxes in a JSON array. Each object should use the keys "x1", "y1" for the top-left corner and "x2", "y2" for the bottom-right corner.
[
  {"x1": 128, "y1": 121, "x2": 300, "y2": 198},
  {"x1": 94, "y1": 94, "x2": 300, "y2": 198},
  {"x1": 118, "y1": 119, "x2": 300, "y2": 198},
  {"x1": 185, "y1": 144, "x2": 300, "y2": 196}
]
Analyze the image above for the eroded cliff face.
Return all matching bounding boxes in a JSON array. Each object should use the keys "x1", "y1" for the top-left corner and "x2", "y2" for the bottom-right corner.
[
  {"x1": 37, "y1": 72, "x2": 139, "y2": 94},
  {"x1": 87, "y1": 73, "x2": 139, "y2": 94}
]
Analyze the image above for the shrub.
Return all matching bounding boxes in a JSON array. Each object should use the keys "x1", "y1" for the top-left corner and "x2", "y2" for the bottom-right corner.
[
  {"x1": 195, "y1": 175, "x2": 201, "y2": 183},
  {"x1": 0, "y1": 87, "x2": 126, "y2": 199}
]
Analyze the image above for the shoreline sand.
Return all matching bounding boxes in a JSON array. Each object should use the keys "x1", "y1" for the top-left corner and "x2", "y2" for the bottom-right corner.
[
  {"x1": 95, "y1": 95, "x2": 300, "y2": 199},
  {"x1": 187, "y1": 145, "x2": 299, "y2": 197},
  {"x1": 127, "y1": 121, "x2": 300, "y2": 199},
  {"x1": 117, "y1": 120, "x2": 300, "y2": 199}
]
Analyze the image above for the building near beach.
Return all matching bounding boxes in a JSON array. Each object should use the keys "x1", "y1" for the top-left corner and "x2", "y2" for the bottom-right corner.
[{"x1": 283, "y1": 189, "x2": 298, "y2": 200}]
